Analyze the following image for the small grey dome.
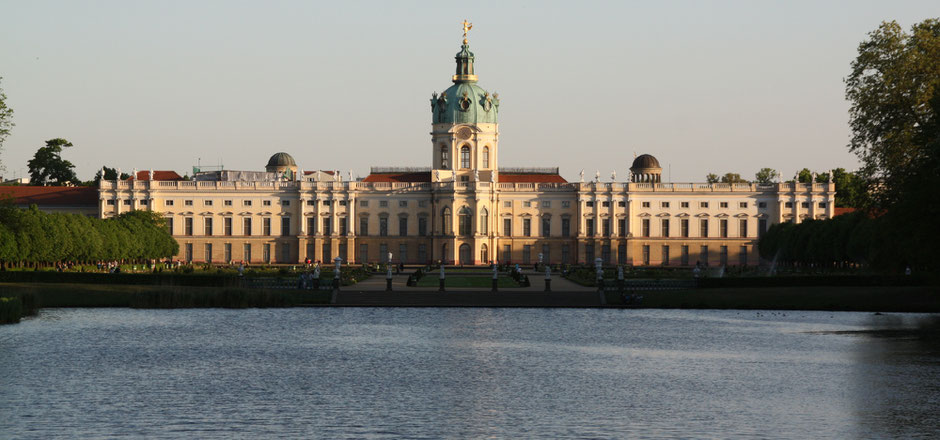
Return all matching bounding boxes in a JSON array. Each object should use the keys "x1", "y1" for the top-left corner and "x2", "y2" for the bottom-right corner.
[
  {"x1": 267, "y1": 152, "x2": 296, "y2": 167},
  {"x1": 631, "y1": 154, "x2": 661, "y2": 170}
]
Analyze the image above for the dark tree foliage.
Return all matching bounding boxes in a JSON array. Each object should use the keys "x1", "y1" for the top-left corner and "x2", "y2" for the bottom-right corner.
[
  {"x1": 0, "y1": 205, "x2": 178, "y2": 264},
  {"x1": 0, "y1": 77, "x2": 13, "y2": 173},
  {"x1": 87, "y1": 166, "x2": 131, "y2": 186},
  {"x1": 27, "y1": 138, "x2": 80, "y2": 186},
  {"x1": 720, "y1": 173, "x2": 748, "y2": 184},
  {"x1": 754, "y1": 168, "x2": 777, "y2": 185}
]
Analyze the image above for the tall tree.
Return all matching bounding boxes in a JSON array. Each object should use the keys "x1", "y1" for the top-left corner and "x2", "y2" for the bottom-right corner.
[
  {"x1": 0, "y1": 77, "x2": 14, "y2": 173},
  {"x1": 88, "y1": 166, "x2": 131, "y2": 186},
  {"x1": 754, "y1": 168, "x2": 777, "y2": 185},
  {"x1": 797, "y1": 168, "x2": 813, "y2": 184},
  {"x1": 705, "y1": 173, "x2": 719, "y2": 184},
  {"x1": 720, "y1": 172, "x2": 747, "y2": 184},
  {"x1": 845, "y1": 19, "x2": 940, "y2": 209},
  {"x1": 28, "y1": 138, "x2": 79, "y2": 186}
]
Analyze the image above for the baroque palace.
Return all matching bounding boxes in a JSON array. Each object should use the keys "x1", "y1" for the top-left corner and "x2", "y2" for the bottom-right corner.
[{"x1": 96, "y1": 28, "x2": 834, "y2": 267}]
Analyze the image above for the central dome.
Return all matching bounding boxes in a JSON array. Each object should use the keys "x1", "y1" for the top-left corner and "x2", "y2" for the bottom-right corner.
[
  {"x1": 430, "y1": 42, "x2": 499, "y2": 125},
  {"x1": 631, "y1": 154, "x2": 661, "y2": 170}
]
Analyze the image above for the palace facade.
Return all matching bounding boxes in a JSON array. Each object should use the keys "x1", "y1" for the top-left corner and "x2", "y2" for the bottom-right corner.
[{"x1": 97, "y1": 34, "x2": 834, "y2": 267}]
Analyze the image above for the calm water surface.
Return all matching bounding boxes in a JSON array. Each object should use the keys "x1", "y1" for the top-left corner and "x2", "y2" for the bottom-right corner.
[{"x1": 1, "y1": 308, "x2": 939, "y2": 439}]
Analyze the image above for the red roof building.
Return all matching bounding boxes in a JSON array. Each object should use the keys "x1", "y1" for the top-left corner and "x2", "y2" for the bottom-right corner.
[
  {"x1": 126, "y1": 170, "x2": 184, "y2": 181},
  {"x1": 0, "y1": 186, "x2": 99, "y2": 216}
]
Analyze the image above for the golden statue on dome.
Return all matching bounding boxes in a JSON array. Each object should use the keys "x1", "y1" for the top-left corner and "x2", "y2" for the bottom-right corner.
[{"x1": 462, "y1": 20, "x2": 472, "y2": 44}]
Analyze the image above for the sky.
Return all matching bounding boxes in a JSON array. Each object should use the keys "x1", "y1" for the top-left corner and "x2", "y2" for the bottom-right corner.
[{"x1": 0, "y1": 1, "x2": 937, "y2": 182}]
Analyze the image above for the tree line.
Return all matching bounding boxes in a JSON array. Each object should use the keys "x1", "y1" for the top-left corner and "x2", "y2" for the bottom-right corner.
[
  {"x1": 0, "y1": 205, "x2": 179, "y2": 267},
  {"x1": 705, "y1": 167, "x2": 865, "y2": 208},
  {"x1": 760, "y1": 19, "x2": 940, "y2": 273}
]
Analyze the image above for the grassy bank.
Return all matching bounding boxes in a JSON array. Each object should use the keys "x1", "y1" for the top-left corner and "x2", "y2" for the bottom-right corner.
[
  {"x1": 0, "y1": 283, "x2": 331, "y2": 311},
  {"x1": 606, "y1": 286, "x2": 940, "y2": 312}
]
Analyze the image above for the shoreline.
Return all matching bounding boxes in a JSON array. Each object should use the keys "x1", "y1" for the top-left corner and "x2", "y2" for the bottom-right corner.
[{"x1": 2, "y1": 282, "x2": 938, "y2": 314}]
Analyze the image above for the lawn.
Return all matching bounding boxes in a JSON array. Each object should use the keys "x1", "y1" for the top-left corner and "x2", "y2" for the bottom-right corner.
[{"x1": 415, "y1": 275, "x2": 522, "y2": 288}]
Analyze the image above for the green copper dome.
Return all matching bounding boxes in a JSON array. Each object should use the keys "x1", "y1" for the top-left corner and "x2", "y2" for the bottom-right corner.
[{"x1": 430, "y1": 43, "x2": 499, "y2": 124}]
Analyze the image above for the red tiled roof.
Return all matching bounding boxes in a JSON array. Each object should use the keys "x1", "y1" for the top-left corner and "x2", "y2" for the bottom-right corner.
[
  {"x1": 0, "y1": 186, "x2": 98, "y2": 207},
  {"x1": 362, "y1": 172, "x2": 432, "y2": 183},
  {"x1": 833, "y1": 207, "x2": 856, "y2": 217},
  {"x1": 126, "y1": 170, "x2": 184, "y2": 181},
  {"x1": 498, "y1": 173, "x2": 567, "y2": 183}
]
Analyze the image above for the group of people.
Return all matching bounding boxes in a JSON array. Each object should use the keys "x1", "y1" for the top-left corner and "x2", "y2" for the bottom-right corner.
[{"x1": 297, "y1": 262, "x2": 322, "y2": 290}]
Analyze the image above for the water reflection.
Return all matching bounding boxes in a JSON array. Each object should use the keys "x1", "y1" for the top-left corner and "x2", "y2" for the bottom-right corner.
[{"x1": 1, "y1": 308, "x2": 938, "y2": 439}]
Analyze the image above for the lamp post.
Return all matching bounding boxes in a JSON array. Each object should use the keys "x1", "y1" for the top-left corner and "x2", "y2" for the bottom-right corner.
[
  {"x1": 544, "y1": 265, "x2": 551, "y2": 292},
  {"x1": 491, "y1": 263, "x2": 498, "y2": 292},
  {"x1": 439, "y1": 265, "x2": 446, "y2": 292},
  {"x1": 595, "y1": 257, "x2": 604, "y2": 293},
  {"x1": 332, "y1": 256, "x2": 342, "y2": 291},
  {"x1": 386, "y1": 252, "x2": 393, "y2": 291}
]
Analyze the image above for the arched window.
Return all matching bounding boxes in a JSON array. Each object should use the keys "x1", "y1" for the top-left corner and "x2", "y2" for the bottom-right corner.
[
  {"x1": 481, "y1": 244, "x2": 488, "y2": 264},
  {"x1": 482, "y1": 147, "x2": 489, "y2": 168},
  {"x1": 480, "y1": 207, "x2": 488, "y2": 235},
  {"x1": 461, "y1": 146, "x2": 471, "y2": 169},
  {"x1": 442, "y1": 207, "x2": 452, "y2": 235},
  {"x1": 440, "y1": 145, "x2": 449, "y2": 169},
  {"x1": 458, "y1": 206, "x2": 472, "y2": 236}
]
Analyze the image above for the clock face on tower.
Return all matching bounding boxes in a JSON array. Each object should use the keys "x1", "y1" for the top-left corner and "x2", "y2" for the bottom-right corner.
[{"x1": 456, "y1": 126, "x2": 473, "y2": 140}]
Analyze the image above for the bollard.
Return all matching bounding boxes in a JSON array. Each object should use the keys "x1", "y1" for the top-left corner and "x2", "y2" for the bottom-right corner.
[{"x1": 386, "y1": 268, "x2": 393, "y2": 291}]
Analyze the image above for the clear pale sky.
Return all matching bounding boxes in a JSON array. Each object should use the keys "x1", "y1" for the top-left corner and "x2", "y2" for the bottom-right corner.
[{"x1": 0, "y1": 1, "x2": 936, "y2": 182}]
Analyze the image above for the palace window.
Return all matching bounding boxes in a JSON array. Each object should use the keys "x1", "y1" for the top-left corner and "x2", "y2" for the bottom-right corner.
[
  {"x1": 562, "y1": 201, "x2": 571, "y2": 208},
  {"x1": 418, "y1": 200, "x2": 427, "y2": 208},
  {"x1": 700, "y1": 202, "x2": 709, "y2": 208},
  {"x1": 281, "y1": 217, "x2": 291, "y2": 236},
  {"x1": 243, "y1": 200, "x2": 252, "y2": 207},
  {"x1": 618, "y1": 201, "x2": 626, "y2": 207},
  {"x1": 603, "y1": 219, "x2": 611, "y2": 237},
  {"x1": 440, "y1": 145, "x2": 449, "y2": 169},
  {"x1": 185, "y1": 200, "x2": 193, "y2": 206},
  {"x1": 662, "y1": 245, "x2": 670, "y2": 266},
  {"x1": 243, "y1": 218, "x2": 252, "y2": 236},
  {"x1": 642, "y1": 202, "x2": 650, "y2": 208},
  {"x1": 165, "y1": 200, "x2": 174, "y2": 206},
  {"x1": 504, "y1": 201, "x2": 511, "y2": 208},
  {"x1": 618, "y1": 218, "x2": 626, "y2": 237},
  {"x1": 263, "y1": 200, "x2": 271, "y2": 206},
  {"x1": 360, "y1": 200, "x2": 369, "y2": 207},
  {"x1": 785, "y1": 202, "x2": 793, "y2": 208},
  {"x1": 541, "y1": 217, "x2": 551, "y2": 237},
  {"x1": 681, "y1": 245, "x2": 689, "y2": 266},
  {"x1": 307, "y1": 217, "x2": 316, "y2": 236},
  {"x1": 379, "y1": 217, "x2": 388, "y2": 236},
  {"x1": 562, "y1": 218, "x2": 571, "y2": 237},
  {"x1": 758, "y1": 219, "x2": 767, "y2": 238},
  {"x1": 204, "y1": 217, "x2": 213, "y2": 236},
  {"x1": 680, "y1": 202, "x2": 689, "y2": 208},
  {"x1": 642, "y1": 219, "x2": 650, "y2": 237},
  {"x1": 380, "y1": 200, "x2": 388, "y2": 208},
  {"x1": 739, "y1": 219, "x2": 748, "y2": 237},
  {"x1": 224, "y1": 218, "x2": 232, "y2": 236},
  {"x1": 359, "y1": 217, "x2": 369, "y2": 236},
  {"x1": 123, "y1": 200, "x2": 131, "y2": 206},
  {"x1": 661, "y1": 218, "x2": 669, "y2": 237},
  {"x1": 459, "y1": 208, "x2": 472, "y2": 236},
  {"x1": 661, "y1": 202, "x2": 670, "y2": 208},
  {"x1": 586, "y1": 218, "x2": 594, "y2": 237},
  {"x1": 602, "y1": 201, "x2": 610, "y2": 208},
  {"x1": 503, "y1": 218, "x2": 512, "y2": 236},
  {"x1": 418, "y1": 217, "x2": 428, "y2": 236},
  {"x1": 700, "y1": 219, "x2": 709, "y2": 237},
  {"x1": 700, "y1": 245, "x2": 709, "y2": 266},
  {"x1": 480, "y1": 208, "x2": 488, "y2": 235},
  {"x1": 322, "y1": 200, "x2": 330, "y2": 206},
  {"x1": 523, "y1": 218, "x2": 531, "y2": 237},
  {"x1": 460, "y1": 146, "x2": 471, "y2": 169},
  {"x1": 523, "y1": 201, "x2": 531, "y2": 207},
  {"x1": 818, "y1": 202, "x2": 827, "y2": 208},
  {"x1": 586, "y1": 201, "x2": 594, "y2": 207},
  {"x1": 399, "y1": 217, "x2": 408, "y2": 236},
  {"x1": 185, "y1": 217, "x2": 193, "y2": 236},
  {"x1": 720, "y1": 202, "x2": 728, "y2": 208},
  {"x1": 720, "y1": 219, "x2": 729, "y2": 238},
  {"x1": 322, "y1": 218, "x2": 331, "y2": 236},
  {"x1": 224, "y1": 243, "x2": 232, "y2": 262},
  {"x1": 339, "y1": 200, "x2": 347, "y2": 206},
  {"x1": 681, "y1": 219, "x2": 689, "y2": 237},
  {"x1": 399, "y1": 201, "x2": 408, "y2": 208},
  {"x1": 205, "y1": 243, "x2": 212, "y2": 263},
  {"x1": 739, "y1": 202, "x2": 748, "y2": 208},
  {"x1": 263, "y1": 218, "x2": 271, "y2": 236},
  {"x1": 482, "y1": 147, "x2": 489, "y2": 168},
  {"x1": 107, "y1": 200, "x2": 115, "y2": 206},
  {"x1": 758, "y1": 202, "x2": 767, "y2": 208},
  {"x1": 339, "y1": 218, "x2": 347, "y2": 236},
  {"x1": 224, "y1": 200, "x2": 232, "y2": 206},
  {"x1": 801, "y1": 202, "x2": 810, "y2": 208},
  {"x1": 307, "y1": 200, "x2": 316, "y2": 206},
  {"x1": 442, "y1": 207, "x2": 452, "y2": 235},
  {"x1": 542, "y1": 201, "x2": 551, "y2": 208}
]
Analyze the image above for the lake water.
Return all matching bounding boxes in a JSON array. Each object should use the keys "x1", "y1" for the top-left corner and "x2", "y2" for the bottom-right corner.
[{"x1": 2, "y1": 308, "x2": 939, "y2": 439}]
